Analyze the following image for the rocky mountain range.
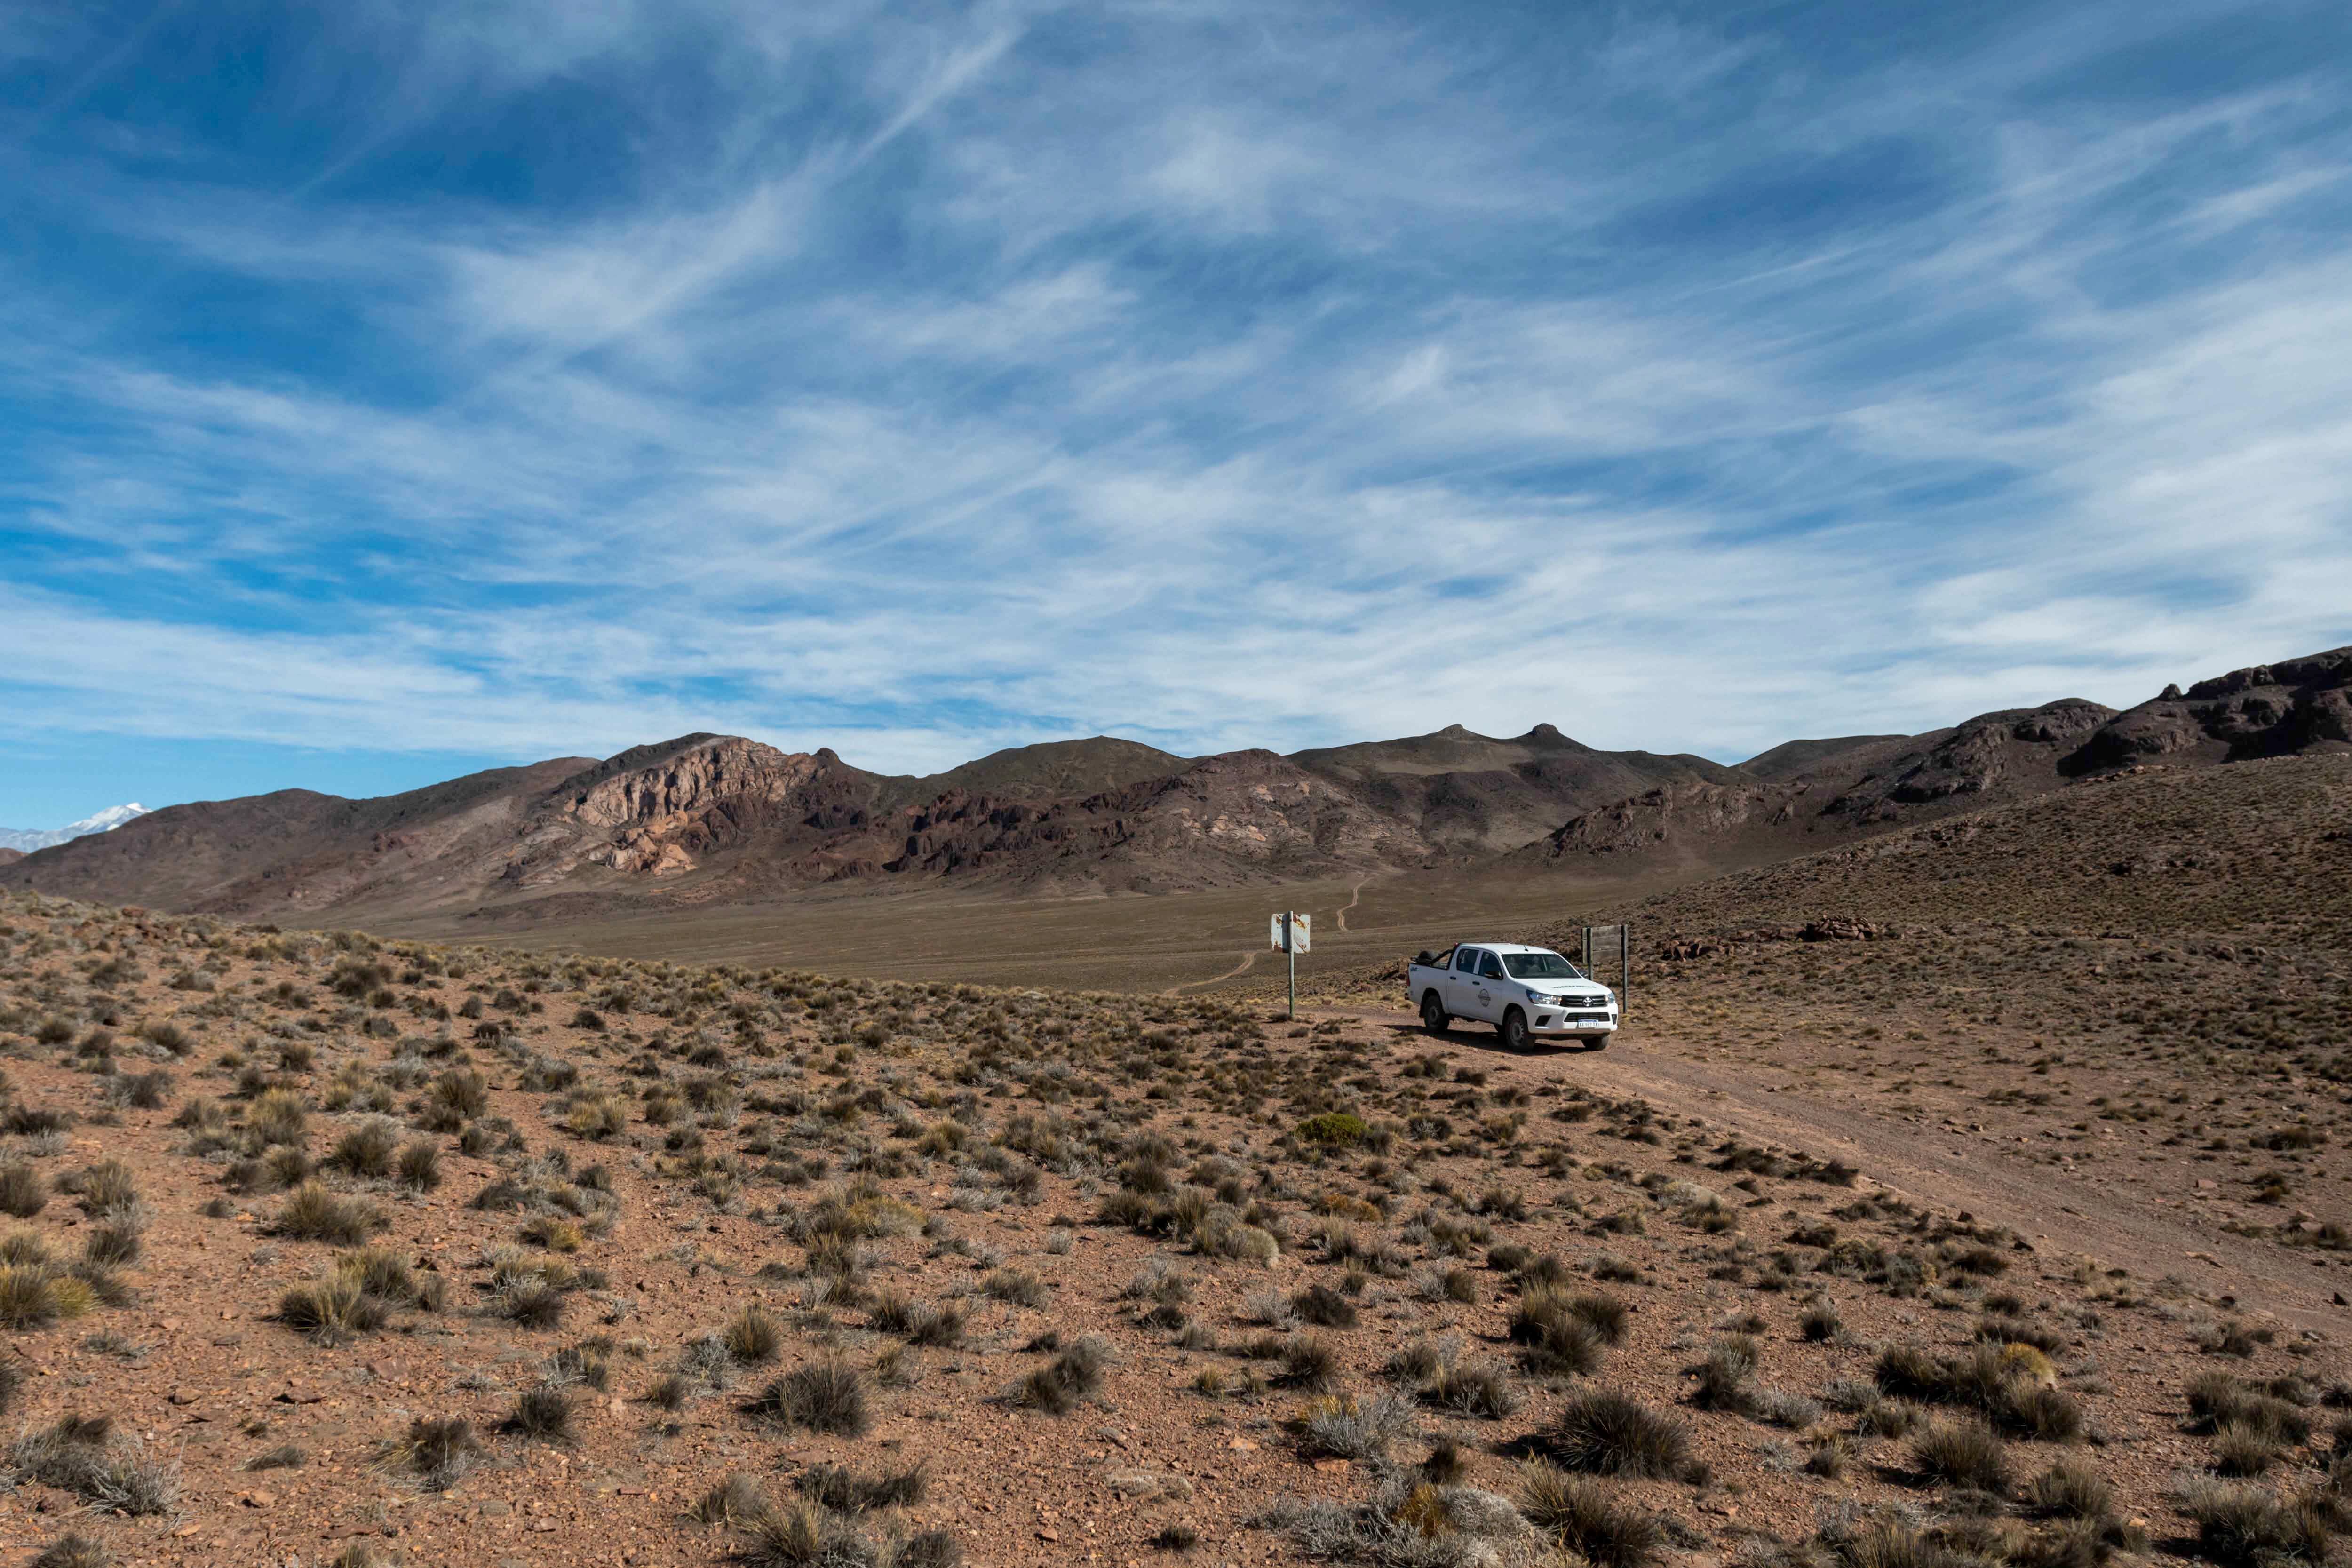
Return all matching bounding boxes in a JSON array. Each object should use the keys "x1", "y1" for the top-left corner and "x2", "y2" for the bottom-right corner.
[{"x1": 4, "y1": 646, "x2": 2345, "y2": 923}]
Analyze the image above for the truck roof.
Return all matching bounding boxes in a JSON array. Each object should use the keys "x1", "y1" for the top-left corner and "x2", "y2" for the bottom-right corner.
[{"x1": 1454, "y1": 942, "x2": 1558, "y2": 954}]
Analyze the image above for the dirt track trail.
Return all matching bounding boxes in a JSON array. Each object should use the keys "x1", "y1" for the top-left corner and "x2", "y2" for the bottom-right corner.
[
  {"x1": 1333, "y1": 1005, "x2": 2351, "y2": 1335},
  {"x1": 1169, "y1": 948, "x2": 1258, "y2": 994},
  {"x1": 1335, "y1": 876, "x2": 1366, "y2": 931}
]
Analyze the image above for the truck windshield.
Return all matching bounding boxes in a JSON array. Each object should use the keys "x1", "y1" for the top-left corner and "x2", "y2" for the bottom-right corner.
[{"x1": 1502, "y1": 951, "x2": 1583, "y2": 980}]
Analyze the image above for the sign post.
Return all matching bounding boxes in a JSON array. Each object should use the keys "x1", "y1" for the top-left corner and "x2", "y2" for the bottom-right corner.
[{"x1": 1270, "y1": 911, "x2": 1310, "y2": 1021}]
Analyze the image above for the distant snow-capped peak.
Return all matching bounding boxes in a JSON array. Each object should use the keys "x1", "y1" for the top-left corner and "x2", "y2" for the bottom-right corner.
[{"x1": 0, "y1": 804, "x2": 150, "y2": 854}]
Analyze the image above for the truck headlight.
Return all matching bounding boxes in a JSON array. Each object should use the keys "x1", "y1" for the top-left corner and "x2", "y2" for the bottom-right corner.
[{"x1": 1525, "y1": 988, "x2": 1546, "y2": 1003}]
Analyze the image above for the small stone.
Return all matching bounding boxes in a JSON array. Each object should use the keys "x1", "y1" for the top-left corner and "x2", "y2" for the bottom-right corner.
[{"x1": 479, "y1": 1501, "x2": 512, "y2": 1518}]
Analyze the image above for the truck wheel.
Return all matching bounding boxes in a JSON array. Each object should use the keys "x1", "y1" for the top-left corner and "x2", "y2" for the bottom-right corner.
[
  {"x1": 1500, "y1": 1007, "x2": 1530, "y2": 1051},
  {"x1": 1420, "y1": 992, "x2": 1448, "y2": 1034},
  {"x1": 1583, "y1": 1035, "x2": 1610, "y2": 1052}
]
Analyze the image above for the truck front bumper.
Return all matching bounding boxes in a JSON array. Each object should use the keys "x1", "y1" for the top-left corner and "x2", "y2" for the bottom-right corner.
[{"x1": 1529, "y1": 1010, "x2": 1617, "y2": 1036}]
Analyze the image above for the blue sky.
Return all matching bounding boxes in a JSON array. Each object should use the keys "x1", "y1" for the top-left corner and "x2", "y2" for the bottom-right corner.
[{"x1": 3, "y1": 0, "x2": 2349, "y2": 826}]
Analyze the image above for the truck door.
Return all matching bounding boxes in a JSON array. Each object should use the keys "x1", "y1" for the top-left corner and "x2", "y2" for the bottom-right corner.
[
  {"x1": 1449, "y1": 947, "x2": 1484, "y2": 1019},
  {"x1": 1473, "y1": 949, "x2": 1506, "y2": 1021}
]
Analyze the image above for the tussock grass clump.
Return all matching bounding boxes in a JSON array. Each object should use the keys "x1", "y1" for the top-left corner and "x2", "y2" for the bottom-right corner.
[
  {"x1": 1874, "y1": 1340, "x2": 2085, "y2": 1440},
  {"x1": 30, "y1": 1534, "x2": 110, "y2": 1568},
  {"x1": 1299, "y1": 1393, "x2": 1417, "y2": 1460},
  {"x1": 795, "y1": 1460, "x2": 929, "y2": 1512},
  {"x1": 1520, "y1": 1460, "x2": 1661, "y2": 1568},
  {"x1": 871, "y1": 1289, "x2": 963, "y2": 1346},
  {"x1": 268, "y1": 1181, "x2": 385, "y2": 1243},
  {"x1": 9, "y1": 1415, "x2": 181, "y2": 1514},
  {"x1": 1510, "y1": 1284, "x2": 1607, "y2": 1376},
  {"x1": 244, "y1": 1443, "x2": 307, "y2": 1471},
  {"x1": 1549, "y1": 1390, "x2": 1692, "y2": 1479},
  {"x1": 747, "y1": 1361, "x2": 871, "y2": 1436},
  {"x1": 2187, "y1": 1373, "x2": 2312, "y2": 1443},
  {"x1": 2179, "y1": 1480, "x2": 2332, "y2": 1568},
  {"x1": 1693, "y1": 1334, "x2": 1758, "y2": 1410},
  {"x1": 1277, "y1": 1331, "x2": 1340, "y2": 1392},
  {"x1": 0, "y1": 1162, "x2": 48, "y2": 1218},
  {"x1": 1912, "y1": 1417, "x2": 2011, "y2": 1494},
  {"x1": 279, "y1": 1274, "x2": 389, "y2": 1343},
  {"x1": 983, "y1": 1269, "x2": 1048, "y2": 1308},
  {"x1": 694, "y1": 1472, "x2": 768, "y2": 1525},
  {"x1": 1018, "y1": 1336, "x2": 1110, "y2": 1414},
  {"x1": 375, "y1": 1415, "x2": 478, "y2": 1491},
  {"x1": 506, "y1": 1385, "x2": 575, "y2": 1443},
  {"x1": 245, "y1": 1088, "x2": 308, "y2": 1147},
  {"x1": 1430, "y1": 1363, "x2": 1522, "y2": 1420},
  {"x1": 0, "y1": 1247, "x2": 96, "y2": 1331},
  {"x1": 395, "y1": 1140, "x2": 442, "y2": 1191},
  {"x1": 1290, "y1": 1283, "x2": 1358, "y2": 1328},
  {"x1": 723, "y1": 1304, "x2": 784, "y2": 1364}
]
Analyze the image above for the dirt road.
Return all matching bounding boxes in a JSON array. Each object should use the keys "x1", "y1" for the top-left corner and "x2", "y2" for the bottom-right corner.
[{"x1": 1333, "y1": 1005, "x2": 2350, "y2": 1336}]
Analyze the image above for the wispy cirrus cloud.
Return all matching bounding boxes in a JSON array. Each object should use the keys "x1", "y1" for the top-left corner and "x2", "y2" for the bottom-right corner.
[{"x1": 0, "y1": 0, "x2": 2346, "y2": 824}]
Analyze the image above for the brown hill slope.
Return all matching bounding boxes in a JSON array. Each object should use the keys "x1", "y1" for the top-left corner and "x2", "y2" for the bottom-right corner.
[
  {"x1": 876, "y1": 735, "x2": 1191, "y2": 810},
  {"x1": 1292, "y1": 723, "x2": 1742, "y2": 856}
]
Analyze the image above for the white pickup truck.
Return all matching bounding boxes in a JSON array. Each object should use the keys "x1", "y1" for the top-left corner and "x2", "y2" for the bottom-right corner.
[{"x1": 1408, "y1": 942, "x2": 1618, "y2": 1051}]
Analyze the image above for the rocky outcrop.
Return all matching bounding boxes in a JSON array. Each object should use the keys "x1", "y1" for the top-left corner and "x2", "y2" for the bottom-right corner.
[
  {"x1": 1822, "y1": 700, "x2": 2115, "y2": 821},
  {"x1": 1523, "y1": 781, "x2": 1807, "y2": 860},
  {"x1": 2067, "y1": 647, "x2": 2352, "y2": 772}
]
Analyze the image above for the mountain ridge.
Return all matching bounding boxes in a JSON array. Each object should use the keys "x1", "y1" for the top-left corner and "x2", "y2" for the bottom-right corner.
[{"x1": 8, "y1": 645, "x2": 2347, "y2": 922}]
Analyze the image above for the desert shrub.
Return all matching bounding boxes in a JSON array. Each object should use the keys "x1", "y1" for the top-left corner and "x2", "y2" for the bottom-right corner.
[
  {"x1": 1549, "y1": 1390, "x2": 1691, "y2": 1479},
  {"x1": 724, "y1": 1305, "x2": 784, "y2": 1364},
  {"x1": 1291, "y1": 1283, "x2": 1358, "y2": 1328},
  {"x1": 279, "y1": 1274, "x2": 389, "y2": 1344},
  {"x1": 1278, "y1": 1331, "x2": 1340, "y2": 1392},
  {"x1": 2187, "y1": 1374, "x2": 2312, "y2": 1443},
  {"x1": 496, "y1": 1276, "x2": 568, "y2": 1329},
  {"x1": 0, "y1": 1258, "x2": 94, "y2": 1330},
  {"x1": 394, "y1": 1139, "x2": 442, "y2": 1191},
  {"x1": 734, "y1": 1502, "x2": 868, "y2": 1568},
  {"x1": 9, "y1": 1415, "x2": 180, "y2": 1514},
  {"x1": 246, "y1": 1088, "x2": 308, "y2": 1147},
  {"x1": 1295, "y1": 1113, "x2": 1368, "y2": 1147},
  {"x1": 506, "y1": 1386, "x2": 575, "y2": 1443},
  {"x1": 32, "y1": 1533, "x2": 110, "y2": 1568},
  {"x1": 0, "y1": 1162, "x2": 48, "y2": 1218},
  {"x1": 424, "y1": 1069, "x2": 490, "y2": 1128},
  {"x1": 694, "y1": 1472, "x2": 768, "y2": 1524},
  {"x1": 327, "y1": 1118, "x2": 399, "y2": 1178},
  {"x1": 1431, "y1": 1363, "x2": 1522, "y2": 1420},
  {"x1": 376, "y1": 1416, "x2": 478, "y2": 1491},
  {"x1": 1019, "y1": 1337, "x2": 1110, "y2": 1414},
  {"x1": 747, "y1": 1361, "x2": 871, "y2": 1436},
  {"x1": 983, "y1": 1269, "x2": 1048, "y2": 1308},
  {"x1": 1802, "y1": 1299, "x2": 1843, "y2": 1342},
  {"x1": 2030, "y1": 1456, "x2": 2116, "y2": 1521},
  {"x1": 71, "y1": 1160, "x2": 137, "y2": 1218},
  {"x1": 2212, "y1": 1424, "x2": 2283, "y2": 1477},
  {"x1": 2179, "y1": 1480, "x2": 2331, "y2": 1568},
  {"x1": 1693, "y1": 1335, "x2": 1758, "y2": 1411},
  {"x1": 269, "y1": 1181, "x2": 384, "y2": 1243},
  {"x1": 1520, "y1": 1461, "x2": 1661, "y2": 1568},
  {"x1": 1301, "y1": 1393, "x2": 1417, "y2": 1460},
  {"x1": 1511, "y1": 1285, "x2": 1606, "y2": 1376},
  {"x1": 1913, "y1": 1417, "x2": 2011, "y2": 1494},
  {"x1": 795, "y1": 1460, "x2": 928, "y2": 1512}
]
